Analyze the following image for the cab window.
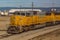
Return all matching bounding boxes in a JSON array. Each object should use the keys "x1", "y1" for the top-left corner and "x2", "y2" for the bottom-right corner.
[
  {"x1": 33, "y1": 11, "x2": 37, "y2": 15},
  {"x1": 26, "y1": 12, "x2": 31, "y2": 16},
  {"x1": 14, "y1": 11, "x2": 20, "y2": 15}
]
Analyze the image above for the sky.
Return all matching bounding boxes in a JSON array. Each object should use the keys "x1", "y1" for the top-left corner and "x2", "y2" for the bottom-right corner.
[{"x1": 0, "y1": 0, "x2": 60, "y2": 7}]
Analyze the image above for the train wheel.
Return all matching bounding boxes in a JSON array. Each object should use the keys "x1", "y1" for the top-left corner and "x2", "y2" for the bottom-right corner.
[
  {"x1": 23, "y1": 26, "x2": 29, "y2": 32},
  {"x1": 7, "y1": 26, "x2": 20, "y2": 34},
  {"x1": 29, "y1": 25, "x2": 35, "y2": 30}
]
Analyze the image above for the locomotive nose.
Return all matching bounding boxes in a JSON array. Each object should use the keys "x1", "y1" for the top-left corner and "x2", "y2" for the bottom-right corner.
[{"x1": 7, "y1": 26, "x2": 20, "y2": 34}]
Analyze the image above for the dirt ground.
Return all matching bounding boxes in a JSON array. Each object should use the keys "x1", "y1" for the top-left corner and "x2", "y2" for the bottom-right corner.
[
  {"x1": 29, "y1": 29, "x2": 60, "y2": 40},
  {"x1": 0, "y1": 16, "x2": 10, "y2": 30}
]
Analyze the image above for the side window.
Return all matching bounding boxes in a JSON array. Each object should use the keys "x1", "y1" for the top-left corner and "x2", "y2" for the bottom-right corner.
[
  {"x1": 26, "y1": 13, "x2": 30, "y2": 16},
  {"x1": 21, "y1": 13, "x2": 25, "y2": 16},
  {"x1": 46, "y1": 12, "x2": 51, "y2": 15},
  {"x1": 17, "y1": 12, "x2": 20, "y2": 15}
]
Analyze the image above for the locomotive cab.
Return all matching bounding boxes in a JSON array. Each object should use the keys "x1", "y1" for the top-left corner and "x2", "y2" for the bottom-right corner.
[{"x1": 7, "y1": 10, "x2": 40, "y2": 34}]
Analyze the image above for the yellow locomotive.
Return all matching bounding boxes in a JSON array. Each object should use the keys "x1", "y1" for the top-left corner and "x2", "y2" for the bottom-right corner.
[{"x1": 7, "y1": 9, "x2": 60, "y2": 34}]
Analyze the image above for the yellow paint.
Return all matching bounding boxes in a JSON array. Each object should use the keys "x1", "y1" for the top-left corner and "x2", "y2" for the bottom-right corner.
[{"x1": 10, "y1": 11, "x2": 59, "y2": 27}]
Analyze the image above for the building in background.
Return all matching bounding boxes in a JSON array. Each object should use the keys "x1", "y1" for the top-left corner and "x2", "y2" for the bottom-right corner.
[{"x1": 0, "y1": 10, "x2": 9, "y2": 16}]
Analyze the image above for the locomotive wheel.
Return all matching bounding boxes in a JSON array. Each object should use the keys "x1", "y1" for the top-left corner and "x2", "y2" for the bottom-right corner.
[
  {"x1": 29, "y1": 25, "x2": 35, "y2": 30},
  {"x1": 7, "y1": 26, "x2": 20, "y2": 34},
  {"x1": 23, "y1": 26, "x2": 29, "y2": 32}
]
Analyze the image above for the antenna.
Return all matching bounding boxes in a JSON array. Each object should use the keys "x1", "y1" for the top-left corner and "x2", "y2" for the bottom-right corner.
[
  {"x1": 32, "y1": 2, "x2": 34, "y2": 11},
  {"x1": 51, "y1": 0, "x2": 56, "y2": 11},
  {"x1": 20, "y1": 5, "x2": 21, "y2": 8},
  {"x1": 52, "y1": 0, "x2": 54, "y2": 8},
  {"x1": 20, "y1": 5, "x2": 22, "y2": 11}
]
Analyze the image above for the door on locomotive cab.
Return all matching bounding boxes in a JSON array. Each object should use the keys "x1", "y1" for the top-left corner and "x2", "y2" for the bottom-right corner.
[
  {"x1": 26, "y1": 11, "x2": 38, "y2": 25},
  {"x1": 38, "y1": 12, "x2": 47, "y2": 23},
  {"x1": 39, "y1": 11, "x2": 46, "y2": 18}
]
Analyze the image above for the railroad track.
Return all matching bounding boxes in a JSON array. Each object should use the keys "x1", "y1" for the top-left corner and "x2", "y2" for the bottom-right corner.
[
  {"x1": 0, "y1": 24, "x2": 59, "y2": 39},
  {"x1": 0, "y1": 34, "x2": 14, "y2": 39}
]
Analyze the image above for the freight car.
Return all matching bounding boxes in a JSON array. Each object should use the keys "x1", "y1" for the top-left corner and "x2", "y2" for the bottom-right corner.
[{"x1": 7, "y1": 9, "x2": 60, "y2": 34}]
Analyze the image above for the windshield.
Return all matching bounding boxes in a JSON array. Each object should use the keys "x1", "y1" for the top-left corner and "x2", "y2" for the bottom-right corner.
[{"x1": 13, "y1": 11, "x2": 39, "y2": 16}]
